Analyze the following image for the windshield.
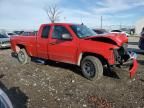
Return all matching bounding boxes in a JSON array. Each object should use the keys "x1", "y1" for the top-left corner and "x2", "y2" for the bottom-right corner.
[
  {"x1": 0, "y1": 34, "x2": 9, "y2": 38},
  {"x1": 71, "y1": 25, "x2": 97, "y2": 38}
]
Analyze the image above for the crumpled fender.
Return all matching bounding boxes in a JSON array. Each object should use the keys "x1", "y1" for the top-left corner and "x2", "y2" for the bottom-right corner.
[
  {"x1": 103, "y1": 33, "x2": 128, "y2": 46},
  {"x1": 85, "y1": 33, "x2": 128, "y2": 46}
]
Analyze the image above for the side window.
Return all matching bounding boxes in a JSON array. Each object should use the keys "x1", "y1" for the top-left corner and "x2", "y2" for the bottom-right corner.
[
  {"x1": 52, "y1": 26, "x2": 71, "y2": 39},
  {"x1": 41, "y1": 26, "x2": 51, "y2": 38}
]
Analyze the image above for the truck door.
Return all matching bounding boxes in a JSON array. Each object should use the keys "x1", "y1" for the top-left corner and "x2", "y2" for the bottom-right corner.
[
  {"x1": 37, "y1": 25, "x2": 51, "y2": 59},
  {"x1": 48, "y1": 25, "x2": 77, "y2": 64}
]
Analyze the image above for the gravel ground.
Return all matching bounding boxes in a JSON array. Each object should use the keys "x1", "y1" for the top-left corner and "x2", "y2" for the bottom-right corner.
[{"x1": 0, "y1": 37, "x2": 144, "y2": 108}]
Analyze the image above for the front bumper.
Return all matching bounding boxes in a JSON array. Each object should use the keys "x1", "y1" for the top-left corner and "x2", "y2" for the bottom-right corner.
[
  {"x1": 123, "y1": 52, "x2": 138, "y2": 78},
  {"x1": 113, "y1": 44, "x2": 138, "y2": 78},
  {"x1": 129, "y1": 59, "x2": 138, "y2": 78}
]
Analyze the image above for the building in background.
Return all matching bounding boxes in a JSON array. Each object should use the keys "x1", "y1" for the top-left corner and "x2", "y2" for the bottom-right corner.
[{"x1": 135, "y1": 18, "x2": 144, "y2": 35}]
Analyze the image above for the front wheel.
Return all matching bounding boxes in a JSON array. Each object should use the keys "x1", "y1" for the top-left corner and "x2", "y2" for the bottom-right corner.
[
  {"x1": 17, "y1": 49, "x2": 31, "y2": 65},
  {"x1": 81, "y1": 56, "x2": 103, "y2": 80}
]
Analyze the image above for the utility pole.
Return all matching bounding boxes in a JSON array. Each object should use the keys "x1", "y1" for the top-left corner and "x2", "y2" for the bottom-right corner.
[{"x1": 101, "y1": 16, "x2": 103, "y2": 29}]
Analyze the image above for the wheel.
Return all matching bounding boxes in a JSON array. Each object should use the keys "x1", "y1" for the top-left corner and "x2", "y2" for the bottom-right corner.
[
  {"x1": 81, "y1": 56, "x2": 103, "y2": 80},
  {"x1": 17, "y1": 49, "x2": 31, "y2": 64}
]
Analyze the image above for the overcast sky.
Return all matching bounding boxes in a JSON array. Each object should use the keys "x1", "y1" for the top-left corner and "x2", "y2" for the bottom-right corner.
[{"x1": 0, "y1": 0, "x2": 144, "y2": 30}]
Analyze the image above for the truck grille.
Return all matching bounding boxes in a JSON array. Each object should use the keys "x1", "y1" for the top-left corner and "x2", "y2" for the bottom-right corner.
[{"x1": 114, "y1": 43, "x2": 129, "y2": 64}]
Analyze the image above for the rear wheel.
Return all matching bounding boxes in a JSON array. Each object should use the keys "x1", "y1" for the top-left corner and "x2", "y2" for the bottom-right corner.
[
  {"x1": 17, "y1": 49, "x2": 31, "y2": 64},
  {"x1": 81, "y1": 56, "x2": 103, "y2": 80}
]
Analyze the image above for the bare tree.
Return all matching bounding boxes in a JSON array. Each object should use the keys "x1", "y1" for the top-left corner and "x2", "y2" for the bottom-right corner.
[{"x1": 44, "y1": 4, "x2": 61, "y2": 23}]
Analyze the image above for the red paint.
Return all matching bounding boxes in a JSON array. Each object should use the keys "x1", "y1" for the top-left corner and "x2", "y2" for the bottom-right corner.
[{"x1": 130, "y1": 59, "x2": 138, "y2": 78}]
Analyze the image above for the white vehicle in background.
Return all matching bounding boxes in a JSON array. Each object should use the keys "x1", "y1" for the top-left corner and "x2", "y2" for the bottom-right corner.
[
  {"x1": 21, "y1": 31, "x2": 37, "y2": 36},
  {"x1": 0, "y1": 33, "x2": 11, "y2": 49},
  {"x1": 0, "y1": 89, "x2": 13, "y2": 108},
  {"x1": 6, "y1": 32, "x2": 18, "y2": 37},
  {"x1": 111, "y1": 30, "x2": 130, "y2": 37},
  {"x1": 0, "y1": 30, "x2": 18, "y2": 38}
]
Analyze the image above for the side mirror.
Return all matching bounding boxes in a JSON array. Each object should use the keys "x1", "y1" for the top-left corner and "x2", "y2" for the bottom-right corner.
[{"x1": 62, "y1": 34, "x2": 72, "y2": 40}]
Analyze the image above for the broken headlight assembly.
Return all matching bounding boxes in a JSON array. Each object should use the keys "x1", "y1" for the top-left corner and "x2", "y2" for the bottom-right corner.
[{"x1": 113, "y1": 43, "x2": 130, "y2": 64}]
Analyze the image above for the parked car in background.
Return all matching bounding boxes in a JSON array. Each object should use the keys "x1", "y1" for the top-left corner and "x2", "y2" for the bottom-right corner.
[
  {"x1": 93, "y1": 29, "x2": 108, "y2": 34},
  {"x1": 13, "y1": 31, "x2": 24, "y2": 35},
  {"x1": 129, "y1": 28, "x2": 135, "y2": 35},
  {"x1": 0, "y1": 30, "x2": 18, "y2": 38},
  {"x1": 21, "y1": 31, "x2": 37, "y2": 36},
  {"x1": 0, "y1": 89, "x2": 13, "y2": 108},
  {"x1": 6, "y1": 32, "x2": 18, "y2": 37},
  {"x1": 111, "y1": 30, "x2": 130, "y2": 37},
  {"x1": 0, "y1": 33, "x2": 11, "y2": 49},
  {"x1": 120, "y1": 28, "x2": 131, "y2": 35},
  {"x1": 139, "y1": 27, "x2": 144, "y2": 50}
]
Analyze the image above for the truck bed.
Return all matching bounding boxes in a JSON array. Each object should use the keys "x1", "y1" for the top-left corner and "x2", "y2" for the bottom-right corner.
[{"x1": 10, "y1": 35, "x2": 37, "y2": 56}]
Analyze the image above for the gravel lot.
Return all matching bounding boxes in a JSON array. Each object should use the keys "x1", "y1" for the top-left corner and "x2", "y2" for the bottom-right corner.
[{"x1": 0, "y1": 37, "x2": 144, "y2": 108}]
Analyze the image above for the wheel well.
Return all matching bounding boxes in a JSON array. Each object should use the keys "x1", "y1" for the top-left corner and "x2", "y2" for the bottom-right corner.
[
  {"x1": 81, "y1": 52, "x2": 107, "y2": 65},
  {"x1": 16, "y1": 44, "x2": 25, "y2": 52}
]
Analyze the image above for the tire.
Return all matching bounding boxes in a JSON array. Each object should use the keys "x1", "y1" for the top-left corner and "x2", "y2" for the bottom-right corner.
[
  {"x1": 81, "y1": 56, "x2": 103, "y2": 80},
  {"x1": 17, "y1": 49, "x2": 31, "y2": 65}
]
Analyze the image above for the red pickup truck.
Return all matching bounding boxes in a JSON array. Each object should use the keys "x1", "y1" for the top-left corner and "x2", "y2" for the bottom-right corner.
[{"x1": 10, "y1": 23, "x2": 138, "y2": 80}]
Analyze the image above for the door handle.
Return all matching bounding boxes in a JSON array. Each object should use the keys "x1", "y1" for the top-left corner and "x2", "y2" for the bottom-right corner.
[{"x1": 49, "y1": 41, "x2": 58, "y2": 45}]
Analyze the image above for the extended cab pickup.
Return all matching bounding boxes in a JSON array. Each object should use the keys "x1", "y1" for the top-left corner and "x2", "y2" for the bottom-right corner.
[{"x1": 10, "y1": 23, "x2": 138, "y2": 80}]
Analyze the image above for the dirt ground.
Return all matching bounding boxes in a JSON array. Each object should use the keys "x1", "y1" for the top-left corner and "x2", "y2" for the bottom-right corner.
[{"x1": 0, "y1": 37, "x2": 144, "y2": 108}]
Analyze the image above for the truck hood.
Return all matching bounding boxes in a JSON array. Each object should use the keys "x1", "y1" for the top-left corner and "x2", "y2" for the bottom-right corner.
[{"x1": 84, "y1": 33, "x2": 128, "y2": 46}]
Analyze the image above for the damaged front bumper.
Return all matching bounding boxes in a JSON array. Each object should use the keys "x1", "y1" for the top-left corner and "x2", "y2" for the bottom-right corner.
[
  {"x1": 129, "y1": 59, "x2": 138, "y2": 78},
  {"x1": 113, "y1": 45, "x2": 138, "y2": 78},
  {"x1": 122, "y1": 52, "x2": 138, "y2": 78},
  {"x1": 128, "y1": 52, "x2": 138, "y2": 78}
]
